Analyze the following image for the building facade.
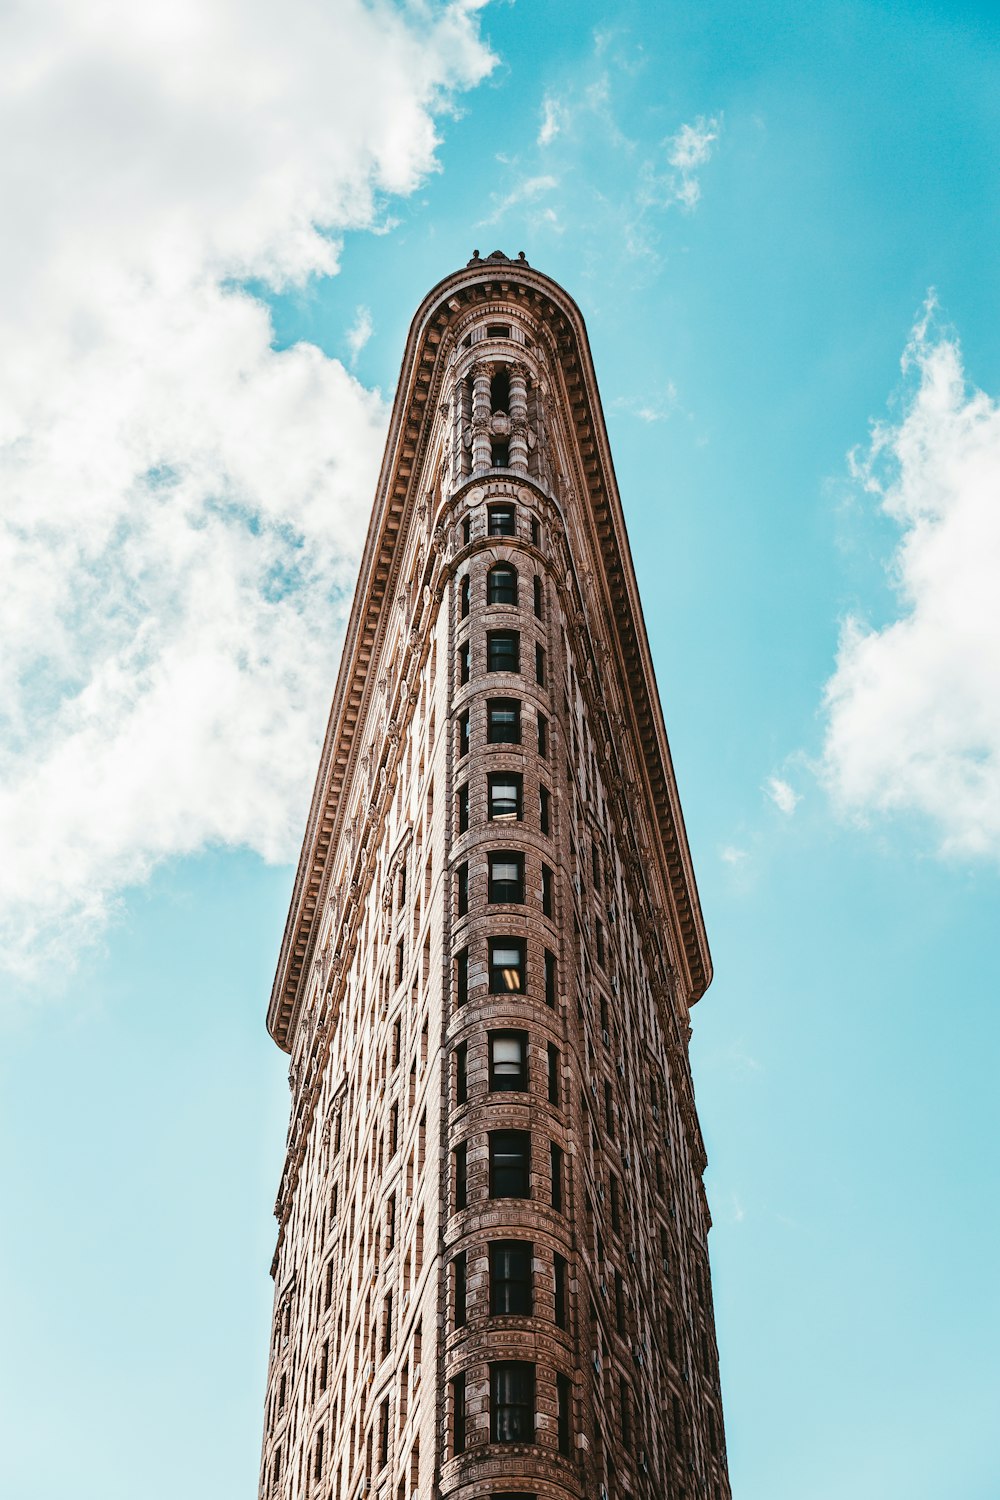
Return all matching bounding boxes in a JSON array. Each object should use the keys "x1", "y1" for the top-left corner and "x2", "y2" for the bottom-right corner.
[{"x1": 260, "y1": 253, "x2": 730, "y2": 1500}]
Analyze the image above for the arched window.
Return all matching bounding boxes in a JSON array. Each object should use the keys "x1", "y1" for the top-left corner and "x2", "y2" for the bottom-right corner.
[{"x1": 488, "y1": 563, "x2": 518, "y2": 606}]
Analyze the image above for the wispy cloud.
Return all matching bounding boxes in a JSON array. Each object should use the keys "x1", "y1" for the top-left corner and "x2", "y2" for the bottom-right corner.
[
  {"x1": 538, "y1": 95, "x2": 563, "y2": 146},
  {"x1": 667, "y1": 115, "x2": 722, "y2": 209},
  {"x1": 766, "y1": 776, "x2": 801, "y2": 816},
  {"x1": 477, "y1": 174, "x2": 559, "y2": 228},
  {"x1": 821, "y1": 297, "x2": 1000, "y2": 860},
  {"x1": 612, "y1": 382, "x2": 680, "y2": 423},
  {"x1": 721, "y1": 845, "x2": 749, "y2": 866},
  {"x1": 346, "y1": 306, "x2": 374, "y2": 364},
  {"x1": 0, "y1": 0, "x2": 493, "y2": 980}
]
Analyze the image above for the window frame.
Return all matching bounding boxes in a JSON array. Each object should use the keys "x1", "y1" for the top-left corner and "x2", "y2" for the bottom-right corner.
[
  {"x1": 490, "y1": 1362, "x2": 535, "y2": 1445},
  {"x1": 489, "y1": 937, "x2": 526, "y2": 994},
  {"x1": 488, "y1": 1029, "x2": 529, "y2": 1092},
  {"x1": 487, "y1": 629, "x2": 520, "y2": 675},
  {"x1": 487, "y1": 698, "x2": 521, "y2": 745},
  {"x1": 489, "y1": 1129, "x2": 531, "y2": 1199},
  {"x1": 488, "y1": 850, "x2": 525, "y2": 904},
  {"x1": 488, "y1": 563, "x2": 519, "y2": 606},
  {"x1": 489, "y1": 1240, "x2": 534, "y2": 1316},
  {"x1": 488, "y1": 504, "x2": 516, "y2": 537},
  {"x1": 488, "y1": 771, "x2": 523, "y2": 822}
]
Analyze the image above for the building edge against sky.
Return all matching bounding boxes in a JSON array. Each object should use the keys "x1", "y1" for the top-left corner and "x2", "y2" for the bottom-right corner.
[{"x1": 258, "y1": 252, "x2": 730, "y2": 1499}]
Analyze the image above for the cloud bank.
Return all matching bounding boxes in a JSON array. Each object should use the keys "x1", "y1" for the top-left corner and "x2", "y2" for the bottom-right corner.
[
  {"x1": 822, "y1": 302, "x2": 1000, "y2": 859},
  {"x1": 0, "y1": 0, "x2": 493, "y2": 978}
]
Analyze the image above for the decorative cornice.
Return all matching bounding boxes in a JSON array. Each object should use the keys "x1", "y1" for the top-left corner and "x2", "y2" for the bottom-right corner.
[{"x1": 267, "y1": 254, "x2": 712, "y2": 1051}]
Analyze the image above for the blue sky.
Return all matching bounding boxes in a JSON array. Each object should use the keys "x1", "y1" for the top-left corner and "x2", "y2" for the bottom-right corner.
[{"x1": 2, "y1": 2, "x2": 999, "y2": 1497}]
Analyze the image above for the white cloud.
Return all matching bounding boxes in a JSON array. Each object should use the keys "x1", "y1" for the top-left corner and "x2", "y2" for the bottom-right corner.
[
  {"x1": 665, "y1": 115, "x2": 721, "y2": 209},
  {"x1": 538, "y1": 95, "x2": 563, "y2": 147},
  {"x1": 766, "y1": 776, "x2": 801, "y2": 816},
  {"x1": 720, "y1": 845, "x2": 749, "y2": 865},
  {"x1": 0, "y1": 0, "x2": 493, "y2": 979},
  {"x1": 821, "y1": 300, "x2": 1000, "y2": 859},
  {"x1": 347, "y1": 306, "x2": 374, "y2": 363},
  {"x1": 477, "y1": 174, "x2": 559, "y2": 228}
]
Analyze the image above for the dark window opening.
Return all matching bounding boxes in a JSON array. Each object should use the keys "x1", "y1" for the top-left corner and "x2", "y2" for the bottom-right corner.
[
  {"x1": 491, "y1": 440, "x2": 510, "y2": 468},
  {"x1": 488, "y1": 772, "x2": 522, "y2": 821},
  {"x1": 551, "y1": 1141, "x2": 563, "y2": 1212},
  {"x1": 537, "y1": 713, "x2": 548, "y2": 757},
  {"x1": 539, "y1": 783, "x2": 550, "y2": 835},
  {"x1": 489, "y1": 1130, "x2": 531, "y2": 1198},
  {"x1": 557, "y1": 1373, "x2": 572, "y2": 1455},
  {"x1": 487, "y1": 630, "x2": 519, "y2": 674},
  {"x1": 489, "y1": 1030, "x2": 528, "y2": 1092},
  {"x1": 554, "y1": 1253, "x2": 568, "y2": 1329},
  {"x1": 488, "y1": 563, "x2": 518, "y2": 606},
  {"x1": 535, "y1": 642, "x2": 546, "y2": 686},
  {"x1": 487, "y1": 324, "x2": 512, "y2": 341},
  {"x1": 452, "y1": 1373, "x2": 466, "y2": 1454},
  {"x1": 458, "y1": 640, "x2": 470, "y2": 685},
  {"x1": 462, "y1": 515, "x2": 471, "y2": 545},
  {"x1": 455, "y1": 1041, "x2": 468, "y2": 1106},
  {"x1": 487, "y1": 698, "x2": 521, "y2": 744},
  {"x1": 460, "y1": 573, "x2": 470, "y2": 618},
  {"x1": 547, "y1": 1042, "x2": 560, "y2": 1105},
  {"x1": 488, "y1": 505, "x2": 516, "y2": 537},
  {"x1": 490, "y1": 1241, "x2": 533, "y2": 1315},
  {"x1": 454, "y1": 1142, "x2": 468, "y2": 1211},
  {"x1": 458, "y1": 710, "x2": 470, "y2": 758},
  {"x1": 490, "y1": 1362, "x2": 535, "y2": 1444},
  {"x1": 489, "y1": 938, "x2": 525, "y2": 993},
  {"x1": 453, "y1": 1251, "x2": 467, "y2": 1328},
  {"x1": 456, "y1": 861, "x2": 469, "y2": 917},
  {"x1": 455, "y1": 948, "x2": 468, "y2": 1006},
  {"x1": 533, "y1": 575, "x2": 543, "y2": 618},
  {"x1": 457, "y1": 783, "x2": 469, "y2": 834},
  {"x1": 488, "y1": 851, "x2": 524, "y2": 903},
  {"x1": 544, "y1": 948, "x2": 557, "y2": 1007},
  {"x1": 541, "y1": 863, "x2": 554, "y2": 917}
]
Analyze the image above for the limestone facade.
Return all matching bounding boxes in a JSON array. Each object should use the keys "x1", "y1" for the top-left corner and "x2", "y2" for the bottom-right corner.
[{"x1": 258, "y1": 252, "x2": 730, "y2": 1500}]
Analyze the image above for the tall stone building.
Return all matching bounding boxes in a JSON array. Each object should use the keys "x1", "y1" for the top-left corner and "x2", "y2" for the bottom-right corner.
[{"x1": 260, "y1": 252, "x2": 729, "y2": 1500}]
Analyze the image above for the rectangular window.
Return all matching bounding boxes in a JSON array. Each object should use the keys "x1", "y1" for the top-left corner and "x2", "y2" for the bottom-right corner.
[
  {"x1": 541, "y1": 863, "x2": 553, "y2": 917},
  {"x1": 456, "y1": 861, "x2": 469, "y2": 917},
  {"x1": 452, "y1": 1373, "x2": 467, "y2": 1455},
  {"x1": 487, "y1": 698, "x2": 521, "y2": 744},
  {"x1": 488, "y1": 504, "x2": 516, "y2": 537},
  {"x1": 457, "y1": 783, "x2": 469, "y2": 834},
  {"x1": 488, "y1": 851, "x2": 524, "y2": 903},
  {"x1": 455, "y1": 1041, "x2": 468, "y2": 1106},
  {"x1": 488, "y1": 772, "x2": 522, "y2": 820},
  {"x1": 460, "y1": 573, "x2": 470, "y2": 618},
  {"x1": 604, "y1": 1080, "x2": 615, "y2": 1138},
  {"x1": 489, "y1": 938, "x2": 525, "y2": 993},
  {"x1": 454, "y1": 1142, "x2": 467, "y2": 1211},
  {"x1": 533, "y1": 575, "x2": 543, "y2": 618},
  {"x1": 544, "y1": 948, "x2": 557, "y2": 1007},
  {"x1": 619, "y1": 1376, "x2": 631, "y2": 1447},
  {"x1": 458, "y1": 640, "x2": 470, "y2": 685},
  {"x1": 453, "y1": 1251, "x2": 467, "y2": 1328},
  {"x1": 557, "y1": 1373, "x2": 572, "y2": 1456},
  {"x1": 537, "y1": 712, "x2": 548, "y2": 757},
  {"x1": 547, "y1": 1042, "x2": 560, "y2": 1106},
  {"x1": 596, "y1": 919, "x2": 605, "y2": 966},
  {"x1": 455, "y1": 948, "x2": 468, "y2": 1006},
  {"x1": 379, "y1": 1396, "x2": 390, "y2": 1468},
  {"x1": 489, "y1": 1030, "x2": 528, "y2": 1092},
  {"x1": 554, "y1": 1253, "x2": 567, "y2": 1329},
  {"x1": 550, "y1": 1141, "x2": 563, "y2": 1212},
  {"x1": 490, "y1": 1241, "x2": 533, "y2": 1315},
  {"x1": 609, "y1": 1172, "x2": 621, "y2": 1234},
  {"x1": 539, "y1": 783, "x2": 550, "y2": 835},
  {"x1": 530, "y1": 516, "x2": 540, "y2": 546},
  {"x1": 592, "y1": 839, "x2": 601, "y2": 890},
  {"x1": 535, "y1": 642, "x2": 546, "y2": 686},
  {"x1": 488, "y1": 564, "x2": 518, "y2": 605},
  {"x1": 614, "y1": 1270, "x2": 626, "y2": 1336},
  {"x1": 490, "y1": 1362, "x2": 535, "y2": 1444},
  {"x1": 462, "y1": 515, "x2": 471, "y2": 545},
  {"x1": 487, "y1": 630, "x2": 520, "y2": 674},
  {"x1": 458, "y1": 709, "x2": 470, "y2": 758},
  {"x1": 489, "y1": 1130, "x2": 531, "y2": 1198}
]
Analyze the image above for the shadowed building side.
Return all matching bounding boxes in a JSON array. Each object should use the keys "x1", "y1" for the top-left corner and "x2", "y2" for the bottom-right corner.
[{"x1": 258, "y1": 251, "x2": 730, "y2": 1500}]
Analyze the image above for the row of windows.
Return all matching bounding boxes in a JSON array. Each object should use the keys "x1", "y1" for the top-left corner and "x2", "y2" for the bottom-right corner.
[
  {"x1": 458, "y1": 698, "x2": 548, "y2": 753},
  {"x1": 456, "y1": 772, "x2": 550, "y2": 832},
  {"x1": 454, "y1": 1032, "x2": 561, "y2": 1104},
  {"x1": 460, "y1": 564, "x2": 544, "y2": 617},
  {"x1": 452, "y1": 1240, "x2": 568, "y2": 1326},
  {"x1": 454, "y1": 940, "x2": 557, "y2": 1003},
  {"x1": 455, "y1": 852, "x2": 555, "y2": 912},
  {"x1": 457, "y1": 630, "x2": 545, "y2": 684},
  {"x1": 453, "y1": 1131, "x2": 563, "y2": 1210},
  {"x1": 452, "y1": 1363, "x2": 571, "y2": 1455}
]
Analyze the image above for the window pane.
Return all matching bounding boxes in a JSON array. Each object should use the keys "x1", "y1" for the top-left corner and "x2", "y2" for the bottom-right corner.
[
  {"x1": 488, "y1": 506, "x2": 516, "y2": 536},
  {"x1": 487, "y1": 699, "x2": 521, "y2": 744},
  {"x1": 490, "y1": 1031, "x2": 527, "y2": 1090},
  {"x1": 491, "y1": 1362, "x2": 535, "y2": 1443},
  {"x1": 488, "y1": 565, "x2": 518, "y2": 605},
  {"x1": 489, "y1": 775, "x2": 521, "y2": 819},
  {"x1": 490, "y1": 1241, "x2": 533, "y2": 1315},
  {"x1": 487, "y1": 631, "x2": 519, "y2": 673},
  {"x1": 490, "y1": 1131, "x2": 530, "y2": 1197},
  {"x1": 489, "y1": 940, "x2": 525, "y2": 992}
]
